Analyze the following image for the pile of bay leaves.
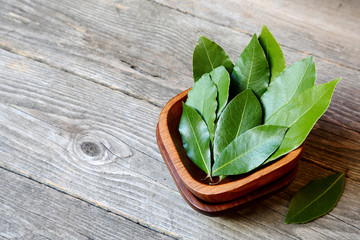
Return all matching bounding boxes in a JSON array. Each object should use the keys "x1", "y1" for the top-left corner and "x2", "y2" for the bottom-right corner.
[
  {"x1": 178, "y1": 26, "x2": 344, "y2": 224},
  {"x1": 179, "y1": 25, "x2": 340, "y2": 181}
]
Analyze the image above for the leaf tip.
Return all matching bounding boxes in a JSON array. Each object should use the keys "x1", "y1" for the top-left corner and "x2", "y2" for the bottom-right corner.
[
  {"x1": 261, "y1": 24, "x2": 269, "y2": 33},
  {"x1": 333, "y1": 77, "x2": 341, "y2": 84},
  {"x1": 197, "y1": 35, "x2": 207, "y2": 41}
]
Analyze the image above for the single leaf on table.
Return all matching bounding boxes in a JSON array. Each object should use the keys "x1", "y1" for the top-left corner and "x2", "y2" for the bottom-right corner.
[
  {"x1": 231, "y1": 34, "x2": 270, "y2": 98},
  {"x1": 212, "y1": 125, "x2": 287, "y2": 176},
  {"x1": 261, "y1": 56, "x2": 316, "y2": 121},
  {"x1": 213, "y1": 89, "x2": 262, "y2": 160},
  {"x1": 185, "y1": 74, "x2": 218, "y2": 142},
  {"x1": 209, "y1": 66, "x2": 230, "y2": 118},
  {"x1": 258, "y1": 25, "x2": 286, "y2": 82},
  {"x1": 179, "y1": 103, "x2": 212, "y2": 176},
  {"x1": 264, "y1": 78, "x2": 340, "y2": 163},
  {"x1": 193, "y1": 36, "x2": 234, "y2": 82},
  {"x1": 285, "y1": 172, "x2": 345, "y2": 224}
]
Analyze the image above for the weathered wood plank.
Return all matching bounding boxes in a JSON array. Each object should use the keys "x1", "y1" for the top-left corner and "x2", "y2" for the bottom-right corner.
[
  {"x1": 1, "y1": 0, "x2": 360, "y2": 239},
  {"x1": 233, "y1": 160, "x2": 360, "y2": 240},
  {"x1": 0, "y1": 0, "x2": 359, "y2": 181},
  {"x1": 0, "y1": 0, "x2": 359, "y2": 100},
  {"x1": 0, "y1": 0, "x2": 187, "y2": 106},
  {"x1": 0, "y1": 168, "x2": 174, "y2": 240},
  {"x1": 154, "y1": 0, "x2": 360, "y2": 70},
  {"x1": 0, "y1": 49, "x2": 295, "y2": 239},
  {"x1": 0, "y1": 47, "x2": 359, "y2": 239},
  {"x1": 261, "y1": 160, "x2": 360, "y2": 239}
]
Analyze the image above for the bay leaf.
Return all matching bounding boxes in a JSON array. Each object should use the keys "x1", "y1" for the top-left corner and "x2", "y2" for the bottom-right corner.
[
  {"x1": 231, "y1": 34, "x2": 270, "y2": 98},
  {"x1": 185, "y1": 74, "x2": 218, "y2": 142},
  {"x1": 265, "y1": 78, "x2": 340, "y2": 163},
  {"x1": 213, "y1": 89, "x2": 262, "y2": 160},
  {"x1": 258, "y1": 25, "x2": 286, "y2": 82},
  {"x1": 179, "y1": 103, "x2": 212, "y2": 176},
  {"x1": 261, "y1": 56, "x2": 316, "y2": 121},
  {"x1": 209, "y1": 66, "x2": 230, "y2": 118},
  {"x1": 212, "y1": 125, "x2": 287, "y2": 176},
  {"x1": 285, "y1": 172, "x2": 345, "y2": 224},
  {"x1": 193, "y1": 36, "x2": 234, "y2": 82}
]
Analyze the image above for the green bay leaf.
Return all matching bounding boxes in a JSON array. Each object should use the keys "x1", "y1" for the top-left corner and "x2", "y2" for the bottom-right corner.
[
  {"x1": 193, "y1": 36, "x2": 233, "y2": 82},
  {"x1": 179, "y1": 103, "x2": 212, "y2": 176},
  {"x1": 261, "y1": 56, "x2": 316, "y2": 121},
  {"x1": 285, "y1": 172, "x2": 345, "y2": 224},
  {"x1": 212, "y1": 125, "x2": 287, "y2": 176},
  {"x1": 185, "y1": 74, "x2": 217, "y2": 142},
  {"x1": 209, "y1": 66, "x2": 230, "y2": 118},
  {"x1": 265, "y1": 78, "x2": 340, "y2": 163},
  {"x1": 231, "y1": 34, "x2": 270, "y2": 98},
  {"x1": 258, "y1": 25, "x2": 286, "y2": 82},
  {"x1": 213, "y1": 89, "x2": 262, "y2": 160}
]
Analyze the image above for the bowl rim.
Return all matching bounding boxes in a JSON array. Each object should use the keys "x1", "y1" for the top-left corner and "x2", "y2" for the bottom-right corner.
[
  {"x1": 157, "y1": 122, "x2": 299, "y2": 215},
  {"x1": 157, "y1": 89, "x2": 303, "y2": 202}
]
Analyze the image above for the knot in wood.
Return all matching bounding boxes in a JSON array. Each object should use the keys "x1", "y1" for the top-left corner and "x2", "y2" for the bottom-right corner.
[
  {"x1": 70, "y1": 127, "x2": 132, "y2": 166},
  {"x1": 80, "y1": 141, "x2": 101, "y2": 157}
]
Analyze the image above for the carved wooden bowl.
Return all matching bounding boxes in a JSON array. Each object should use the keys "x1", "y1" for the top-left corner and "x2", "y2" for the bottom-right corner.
[{"x1": 156, "y1": 89, "x2": 303, "y2": 214}]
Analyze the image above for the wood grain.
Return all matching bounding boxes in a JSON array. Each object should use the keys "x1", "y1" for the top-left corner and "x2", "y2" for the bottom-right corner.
[
  {"x1": 0, "y1": 49, "x2": 303, "y2": 239},
  {"x1": 1, "y1": 42, "x2": 359, "y2": 240},
  {"x1": 0, "y1": 0, "x2": 359, "y2": 239},
  {"x1": 0, "y1": 168, "x2": 173, "y2": 240},
  {"x1": 154, "y1": 0, "x2": 360, "y2": 69},
  {"x1": 0, "y1": 0, "x2": 359, "y2": 182}
]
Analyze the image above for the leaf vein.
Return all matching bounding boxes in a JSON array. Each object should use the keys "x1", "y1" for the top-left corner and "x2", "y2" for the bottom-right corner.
[
  {"x1": 288, "y1": 173, "x2": 344, "y2": 221},
  {"x1": 185, "y1": 107, "x2": 210, "y2": 174}
]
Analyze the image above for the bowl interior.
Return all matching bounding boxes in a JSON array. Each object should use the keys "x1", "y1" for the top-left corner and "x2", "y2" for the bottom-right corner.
[
  {"x1": 165, "y1": 90, "x2": 211, "y2": 183},
  {"x1": 167, "y1": 95, "x2": 267, "y2": 184},
  {"x1": 158, "y1": 89, "x2": 302, "y2": 203}
]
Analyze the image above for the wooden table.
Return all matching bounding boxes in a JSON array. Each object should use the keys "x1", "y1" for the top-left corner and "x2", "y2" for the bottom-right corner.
[{"x1": 1, "y1": 0, "x2": 359, "y2": 239}]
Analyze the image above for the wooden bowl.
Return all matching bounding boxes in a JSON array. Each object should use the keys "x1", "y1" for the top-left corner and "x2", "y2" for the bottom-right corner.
[
  {"x1": 157, "y1": 124, "x2": 299, "y2": 215},
  {"x1": 157, "y1": 89, "x2": 303, "y2": 205}
]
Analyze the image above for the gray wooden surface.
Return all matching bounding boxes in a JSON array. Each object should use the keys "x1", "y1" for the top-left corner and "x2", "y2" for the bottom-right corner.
[
  {"x1": 0, "y1": 168, "x2": 173, "y2": 240},
  {"x1": 0, "y1": 0, "x2": 359, "y2": 239}
]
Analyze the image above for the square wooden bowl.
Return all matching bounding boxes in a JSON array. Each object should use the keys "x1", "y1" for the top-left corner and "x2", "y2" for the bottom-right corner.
[{"x1": 156, "y1": 89, "x2": 303, "y2": 213}]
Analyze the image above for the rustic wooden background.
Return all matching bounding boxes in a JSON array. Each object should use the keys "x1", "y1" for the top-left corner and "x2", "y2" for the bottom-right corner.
[{"x1": 1, "y1": 0, "x2": 359, "y2": 239}]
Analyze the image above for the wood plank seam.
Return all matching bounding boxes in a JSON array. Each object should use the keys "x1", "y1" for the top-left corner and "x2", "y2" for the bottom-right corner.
[
  {"x1": 119, "y1": 58, "x2": 162, "y2": 79},
  {"x1": 1, "y1": 43, "x2": 357, "y2": 183},
  {"x1": 256, "y1": 192, "x2": 359, "y2": 234},
  {"x1": 318, "y1": 118, "x2": 360, "y2": 138},
  {"x1": 0, "y1": 165, "x2": 180, "y2": 239},
  {"x1": 259, "y1": 202, "x2": 327, "y2": 237},
  {"x1": 0, "y1": 44, "x2": 163, "y2": 108},
  {"x1": 241, "y1": 214, "x2": 300, "y2": 240},
  {"x1": 0, "y1": 46, "x2": 358, "y2": 182},
  {"x1": 329, "y1": 214, "x2": 360, "y2": 231},
  {"x1": 148, "y1": 0, "x2": 360, "y2": 73},
  {"x1": 148, "y1": 0, "x2": 253, "y2": 38},
  {"x1": 0, "y1": 1, "x2": 358, "y2": 238},
  {"x1": 8, "y1": 104, "x2": 177, "y2": 187},
  {"x1": 301, "y1": 156, "x2": 360, "y2": 184},
  {"x1": 0, "y1": 168, "x2": 175, "y2": 239}
]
